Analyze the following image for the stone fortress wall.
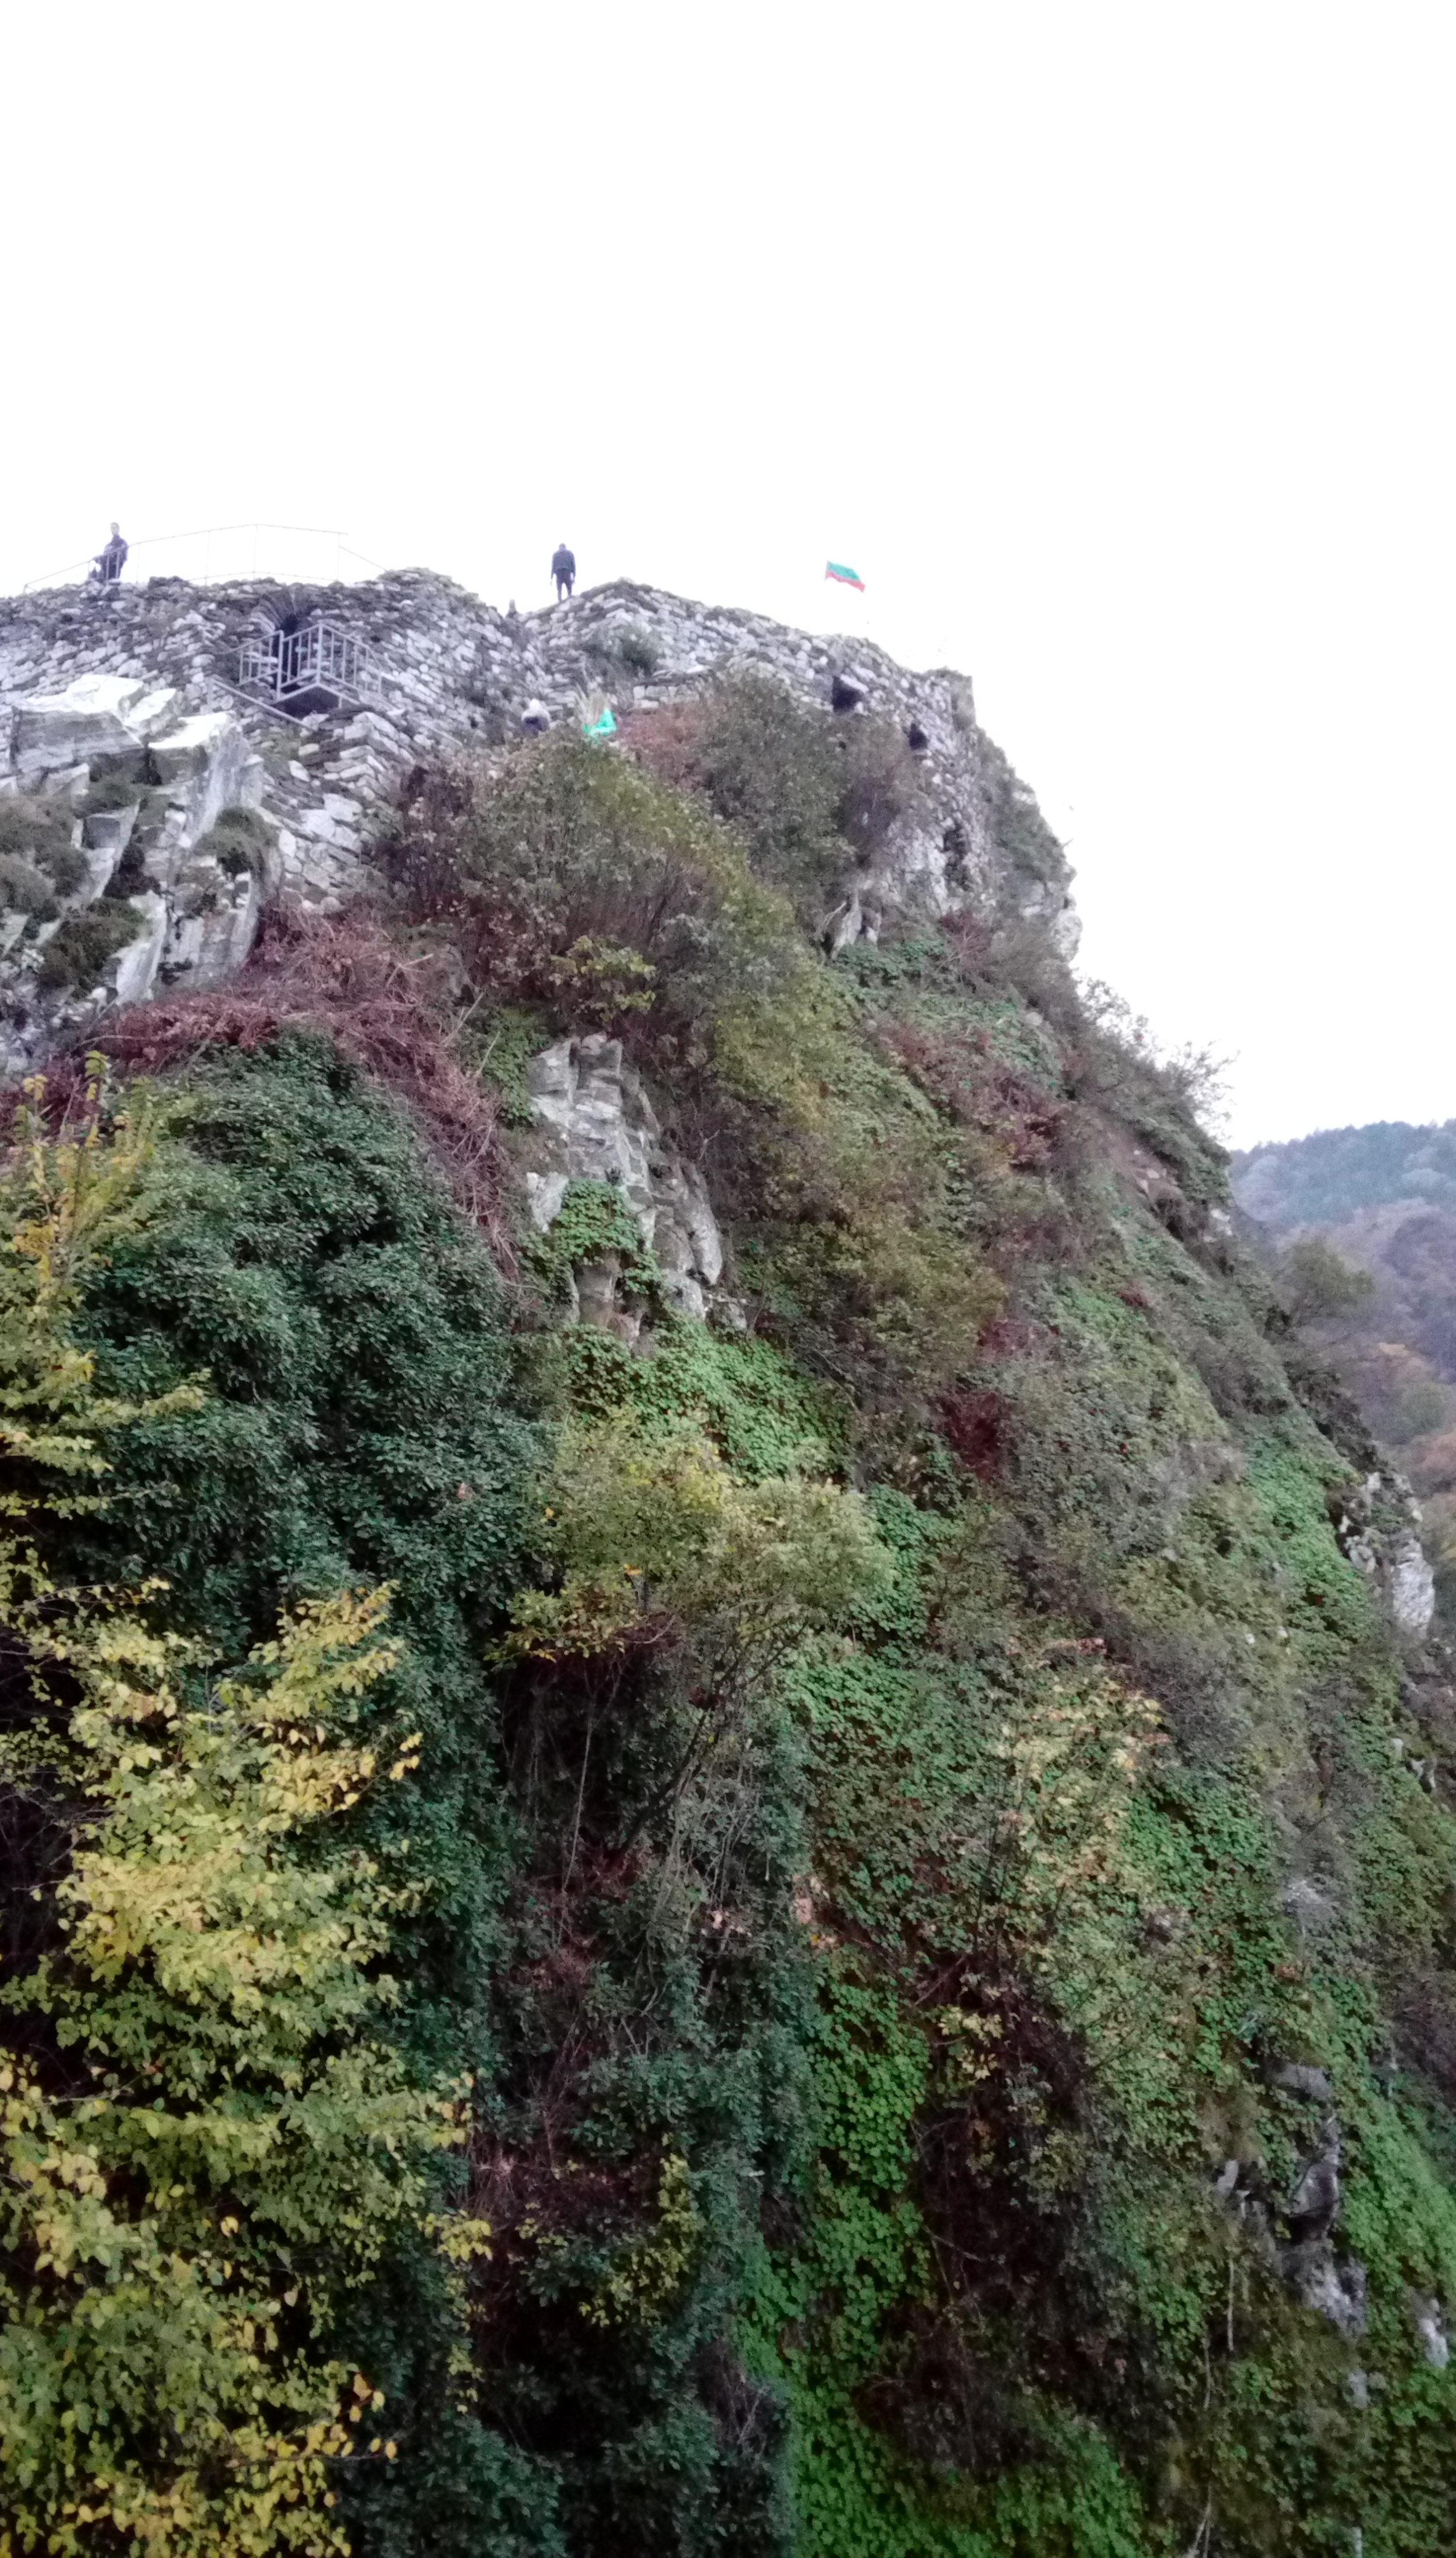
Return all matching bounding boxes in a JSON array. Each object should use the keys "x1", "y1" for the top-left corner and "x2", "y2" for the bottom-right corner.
[{"x1": 0, "y1": 568, "x2": 1077, "y2": 1069}]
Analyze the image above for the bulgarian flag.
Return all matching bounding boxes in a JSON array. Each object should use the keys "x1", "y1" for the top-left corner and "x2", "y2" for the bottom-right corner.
[{"x1": 825, "y1": 560, "x2": 865, "y2": 592}]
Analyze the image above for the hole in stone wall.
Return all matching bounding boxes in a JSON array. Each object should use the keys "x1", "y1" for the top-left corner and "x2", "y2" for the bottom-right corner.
[
  {"x1": 906, "y1": 719, "x2": 930, "y2": 753},
  {"x1": 831, "y1": 672, "x2": 866, "y2": 714}
]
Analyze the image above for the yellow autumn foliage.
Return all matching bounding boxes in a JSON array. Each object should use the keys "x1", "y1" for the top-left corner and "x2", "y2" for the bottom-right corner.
[
  {"x1": 0, "y1": 1081, "x2": 470, "y2": 2556},
  {"x1": 504, "y1": 1407, "x2": 890, "y2": 1673}
]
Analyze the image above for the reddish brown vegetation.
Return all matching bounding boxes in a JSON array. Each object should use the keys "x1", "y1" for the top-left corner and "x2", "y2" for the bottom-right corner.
[
  {"x1": 877, "y1": 1018, "x2": 1067, "y2": 1178},
  {"x1": 621, "y1": 699, "x2": 709, "y2": 789},
  {"x1": 940, "y1": 910, "x2": 995, "y2": 977},
  {"x1": 28, "y1": 908, "x2": 513, "y2": 1257},
  {"x1": 938, "y1": 1386, "x2": 1013, "y2": 1483}
]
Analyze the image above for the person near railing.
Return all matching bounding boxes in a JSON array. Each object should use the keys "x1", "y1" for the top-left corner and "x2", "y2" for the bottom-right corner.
[
  {"x1": 551, "y1": 542, "x2": 576, "y2": 602},
  {"x1": 88, "y1": 523, "x2": 129, "y2": 586}
]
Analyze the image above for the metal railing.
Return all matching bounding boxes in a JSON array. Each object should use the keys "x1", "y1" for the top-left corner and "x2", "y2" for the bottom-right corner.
[
  {"x1": 237, "y1": 616, "x2": 380, "y2": 713},
  {"x1": 20, "y1": 523, "x2": 384, "y2": 595}
]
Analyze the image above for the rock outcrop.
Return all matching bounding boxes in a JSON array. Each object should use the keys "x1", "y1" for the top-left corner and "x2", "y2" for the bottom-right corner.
[
  {"x1": 1, "y1": 569, "x2": 1077, "y2": 1046},
  {"x1": 1335, "y1": 1470, "x2": 1437, "y2": 1637},
  {"x1": 525, "y1": 1034, "x2": 727, "y2": 1329},
  {"x1": 0, "y1": 670, "x2": 265, "y2": 1072}
]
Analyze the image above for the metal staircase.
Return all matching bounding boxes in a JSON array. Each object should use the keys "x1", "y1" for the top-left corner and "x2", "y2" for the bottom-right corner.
[{"x1": 237, "y1": 616, "x2": 379, "y2": 717}]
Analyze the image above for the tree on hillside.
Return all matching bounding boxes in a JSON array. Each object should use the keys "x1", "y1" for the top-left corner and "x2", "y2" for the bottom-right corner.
[
  {"x1": 1279, "y1": 1233, "x2": 1376, "y2": 1325},
  {"x1": 0, "y1": 1072, "x2": 471, "y2": 2556}
]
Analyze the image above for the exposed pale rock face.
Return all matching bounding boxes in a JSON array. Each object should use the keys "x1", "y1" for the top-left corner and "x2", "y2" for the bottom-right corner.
[
  {"x1": 1214, "y1": 2116, "x2": 1371, "y2": 2340},
  {"x1": 1288, "y1": 2119, "x2": 1342, "y2": 2243},
  {"x1": 1267, "y1": 2115, "x2": 1377, "y2": 2335},
  {"x1": 1268, "y1": 2061, "x2": 1335, "y2": 2105},
  {"x1": 1284, "y1": 2243, "x2": 1367, "y2": 2338},
  {"x1": 111, "y1": 895, "x2": 169, "y2": 1009},
  {"x1": 1414, "y1": 2295, "x2": 1450, "y2": 2368},
  {"x1": 0, "y1": 670, "x2": 266, "y2": 1069},
  {"x1": 525, "y1": 1034, "x2": 726, "y2": 1325},
  {"x1": 12, "y1": 671, "x2": 183, "y2": 786},
  {"x1": 1384, "y1": 1529, "x2": 1436, "y2": 1634},
  {"x1": 1334, "y1": 1470, "x2": 1436, "y2": 1636},
  {"x1": 1281, "y1": 1876, "x2": 1337, "y2": 1934}
]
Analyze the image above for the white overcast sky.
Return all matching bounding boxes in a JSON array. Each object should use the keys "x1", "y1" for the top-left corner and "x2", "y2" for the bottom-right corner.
[{"x1": 3, "y1": 1, "x2": 1452, "y2": 1148}]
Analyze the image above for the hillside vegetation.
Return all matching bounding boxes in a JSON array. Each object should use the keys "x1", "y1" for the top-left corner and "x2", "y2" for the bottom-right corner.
[
  {"x1": 3, "y1": 685, "x2": 1455, "y2": 2558},
  {"x1": 1234, "y1": 1125, "x2": 1456, "y2": 1621}
]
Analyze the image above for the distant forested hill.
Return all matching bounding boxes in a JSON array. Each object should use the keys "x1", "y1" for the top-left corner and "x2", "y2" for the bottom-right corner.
[
  {"x1": 1233, "y1": 1120, "x2": 1456, "y2": 1606},
  {"x1": 1233, "y1": 1119, "x2": 1456, "y2": 1231}
]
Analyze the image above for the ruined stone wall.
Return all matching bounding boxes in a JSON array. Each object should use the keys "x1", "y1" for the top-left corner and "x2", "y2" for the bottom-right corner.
[{"x1": 0, "y1": 569, "x2": 1077, "y2": 1067}]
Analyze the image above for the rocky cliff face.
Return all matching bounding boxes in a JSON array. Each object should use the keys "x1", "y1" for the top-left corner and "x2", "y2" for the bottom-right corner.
[{"x1": 0, "y1": 571, "x2": 1075, "y2": 1073}]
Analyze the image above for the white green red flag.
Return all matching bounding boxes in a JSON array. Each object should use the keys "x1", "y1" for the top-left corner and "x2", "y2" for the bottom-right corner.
[{"x1": 825, "y1": 561, "x2": 865, "y2": 592}]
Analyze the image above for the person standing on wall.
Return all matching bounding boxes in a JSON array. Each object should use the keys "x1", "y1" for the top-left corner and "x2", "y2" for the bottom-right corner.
[
  {"x1": 90, "y1": 523, "x2": 128, "y2": 585},
  {"x1": 551, "y1": 541, "x2": 576, "y2": 601}
]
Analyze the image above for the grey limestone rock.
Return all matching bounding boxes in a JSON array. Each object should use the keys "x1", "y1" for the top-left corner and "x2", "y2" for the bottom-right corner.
[
  {"x1": 1268, "y1": 2061, "x2": 1335, "y2": 2105},
  {"x1": 10, "y1": 670, "x2": 180, "y2": 787},
  {"x1": 1281, "y1": 1876, "x2": 1337, "y2": 1936},
  {"x1": 1288, "y1": 2118, "x2": 1342, "y2": 2243},
  {"x1": 525, "y1": 1034, "x2": 726, "y2": 1328},
  {"x1": 0, "y1": 668, "x2": 267, "y2": 1068},
  {"x1": 1282, "y1": 2241, "x2": 1367, "y2": 2338},
  {"x1": 1385, "y1": 1530, "x2": 1436, "y2": 1635},
  {"x1": 1335, "y1": 1470, "x2": 1436, "y2": 1637},
  {"x1": 1412, "y1": 2295, "x2": 1449, "y2": 2369}
]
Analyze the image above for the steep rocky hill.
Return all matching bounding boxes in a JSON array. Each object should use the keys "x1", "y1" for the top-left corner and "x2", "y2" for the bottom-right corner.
[{"x1": 2, "y1": 577, "x2": 1454, "y2": 2558}]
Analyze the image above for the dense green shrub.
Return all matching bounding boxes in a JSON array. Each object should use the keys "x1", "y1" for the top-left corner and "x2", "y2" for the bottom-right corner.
[
  {"x1": 197, "y1": 803, "x2": 272, "y2": 876},
  {"x1": 0, "y1": 854, "x2": 58, "y2": 918},
  {"x1": 82, "y1": 769, "x2": 143, "y2": 814},
  {"x1": 382, "y1": 737, "x2": 999, "y2": 1398},
  {"x1": 630, "y1": 671, "x2": 922, "y2": 906},
  {"x1": 1279, "y1": 1233, "x2": 1378, "y2": 1325},
  {"x1": 45, "y1": 840, "x2": 90, "y2": 897},
  {"x1": 631, "y1": 673, "x2": 846, "y2": 901},
  {"x1": 381, "y1": 732, "x2": 805, "y2": 1054},
  {"x1": 611, "y1": 623, "x2": 662, "y2": 676},
  {"x1": 974, "y1": 726, "x2": 1069, "y2": 892},
  {"x1": 0, "y1": 1077, "x2": 482, "y2": 2556},
  {"x1": 35, "y1": 900, "x2": 146, "y2": 989},
  {"x1": 14, "y1": 1035, "x2": 841, "y2": 2555},
  {"x1": 0, "y1": 794, "x2": 88, "y2": 909},
  {"x1": 0, "y1": 792, "x2": 76, "y2": 871}
]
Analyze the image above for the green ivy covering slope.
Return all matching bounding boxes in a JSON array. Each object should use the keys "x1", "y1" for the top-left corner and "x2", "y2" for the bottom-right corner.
[{"x1": 3, "y1": 680, "x2": 1455, "y2": 2558}]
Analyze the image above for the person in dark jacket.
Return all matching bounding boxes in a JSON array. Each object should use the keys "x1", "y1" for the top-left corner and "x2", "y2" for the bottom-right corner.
[
  {"x1": 551, "y1": 542, "x2": 576, "y2": 601},
  {"x1": 90, "y1": 523, "x2": 128, "y2": 585}
]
